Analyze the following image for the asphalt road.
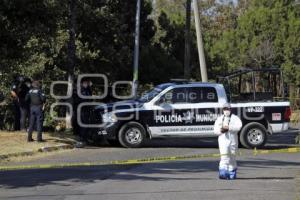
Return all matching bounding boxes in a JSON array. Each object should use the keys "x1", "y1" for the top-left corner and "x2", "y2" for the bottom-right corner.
[{"x1": 0, "y1": 131, "x2": 299, "y2": 200}]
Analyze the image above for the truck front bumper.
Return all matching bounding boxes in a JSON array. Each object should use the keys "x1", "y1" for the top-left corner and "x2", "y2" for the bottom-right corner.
[{"x1": 94, "y1": 121, "x2": 123, "y2": 140}]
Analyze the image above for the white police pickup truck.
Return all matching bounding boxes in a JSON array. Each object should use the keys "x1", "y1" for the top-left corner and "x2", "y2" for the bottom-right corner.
[{"x1": 92, "y1": 77, "x2": 292, "y2": 149}]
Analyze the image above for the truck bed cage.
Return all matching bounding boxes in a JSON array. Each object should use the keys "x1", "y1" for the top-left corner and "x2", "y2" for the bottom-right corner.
[{"x1": 217, "y1": 68, "x2": 285, "y2": 102}]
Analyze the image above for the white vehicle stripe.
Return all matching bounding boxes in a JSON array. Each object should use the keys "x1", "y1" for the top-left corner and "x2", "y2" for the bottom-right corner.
[
  {"x1": 231, "y1": 102, "x2": 290, "y2": 107},
  {"x1": 149, "y1": 125, "x2": 215, "y2": 138}
]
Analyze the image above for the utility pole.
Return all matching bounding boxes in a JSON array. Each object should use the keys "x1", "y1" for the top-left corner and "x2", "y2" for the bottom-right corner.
[
  {"x1": 132, "y1": 0, "x2": 141, "y2": 98},
  {"x1": 184, "y1": 0, "x2": 191, "y2": 80},
  {"x1": 193, "y1": 0, "x2": 208, "y2": 82}
]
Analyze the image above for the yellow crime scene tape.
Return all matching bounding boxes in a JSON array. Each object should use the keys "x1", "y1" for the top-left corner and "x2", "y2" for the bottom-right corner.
[{"x1": 0, "y1": 147, "x2": 299, "y2": 171}]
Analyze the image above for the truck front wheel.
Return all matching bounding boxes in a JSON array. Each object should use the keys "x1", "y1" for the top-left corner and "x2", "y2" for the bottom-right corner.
[
  {"x1": 118, "y1": 122, "x2": 146, "y2": 148},
  {"x1": 239, "y1": 122, "x2": 267, "y2": 149}
]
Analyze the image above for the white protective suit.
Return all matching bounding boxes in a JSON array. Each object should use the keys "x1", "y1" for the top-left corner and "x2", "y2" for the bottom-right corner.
[{"x1": 214, "y1": 114, "x2": 242, "y2": 171}]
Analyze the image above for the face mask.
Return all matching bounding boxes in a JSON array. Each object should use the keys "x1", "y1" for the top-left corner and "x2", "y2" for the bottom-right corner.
[
  {"x1": 26, "y1": 83, "x2": 31, "y2": 88},
  {"x1": 224, "y1": 110, "x2": 231, "y2": 116}
]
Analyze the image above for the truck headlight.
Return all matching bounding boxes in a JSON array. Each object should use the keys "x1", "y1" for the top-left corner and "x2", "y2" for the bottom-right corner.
[{"x1": 102, "y1": 112, "x2": 118, "y2": 123}]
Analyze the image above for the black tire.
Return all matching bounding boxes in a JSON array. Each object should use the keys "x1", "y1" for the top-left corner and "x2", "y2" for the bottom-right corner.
[
  {"x1": 239, "y1": 122, "x2": 268, "y2": 149},
  {"x1": 118, "y1": 122, "x2": 146, "y2": 148},
  {"x1": 106, "y1": 139, "x2": 121, "y2": 147}
]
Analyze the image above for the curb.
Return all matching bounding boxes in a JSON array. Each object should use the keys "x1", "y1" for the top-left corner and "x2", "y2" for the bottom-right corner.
[
  {"x1": 0, "y1": 144, "x2": 74, "y2": 161},
  {"x1": 38, "y1": 144, "x2": 74, "y2": 152}
]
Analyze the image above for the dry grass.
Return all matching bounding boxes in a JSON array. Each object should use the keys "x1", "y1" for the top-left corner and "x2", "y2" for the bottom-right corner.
[
  {"x1": 0, "y1": 131, "x2": 76, "y2": 156},
  {"x1": 1, "y1": 149, "x2": 73, "y2": 164},
  {"x1": 291, "y1": 110, "x2": 300, "y2": 125}
]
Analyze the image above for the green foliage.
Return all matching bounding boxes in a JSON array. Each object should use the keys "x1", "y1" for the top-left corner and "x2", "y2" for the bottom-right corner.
[
  {"x1": 0, "y1": 0, "x2": 298, "y2": 84},
  {"x1": 0, "y1": 0, "x2": 299, "y2": 130},
  {"x1": 210, "y1": 0, "x2": 300, "y2": 83}
]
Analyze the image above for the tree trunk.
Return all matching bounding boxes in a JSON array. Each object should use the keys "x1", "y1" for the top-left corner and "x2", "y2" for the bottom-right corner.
[{"x1": 66, "y1": 0, "x2": 76, "y2": 129}]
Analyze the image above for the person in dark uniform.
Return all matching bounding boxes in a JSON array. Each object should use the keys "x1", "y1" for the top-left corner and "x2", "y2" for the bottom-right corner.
[
  {"x1": 19, "y1": 78, "x2": 31, "y2": 130},
  {"x1": 10, "y1": 76, "x2": 31, "y2": 131},
  {"x1": 11, "y1": 76, "x2": 22, "y2": 131},
  {"x1": 72, "y1": 79, "x2": 80, "y2": 136},
  {"x1": 25, "y1": 80, "x2": 46, "y2": 142},
  {"x1": 74, "y1": 78, "x2": 92, "y2": 148}
]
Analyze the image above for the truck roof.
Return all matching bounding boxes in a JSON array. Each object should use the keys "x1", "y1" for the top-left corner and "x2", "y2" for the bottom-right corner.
[{"x1": 159, "y1": 81, "x2": 223, "y2": 88}]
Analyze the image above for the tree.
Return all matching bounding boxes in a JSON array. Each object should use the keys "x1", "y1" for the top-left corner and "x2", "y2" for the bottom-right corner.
[
  {"x1": 210, "y1": 0, "x2": 300, "y2": 85},
  {"x1": 0, "y1": 0, "x2": 62, "y2": 78}
]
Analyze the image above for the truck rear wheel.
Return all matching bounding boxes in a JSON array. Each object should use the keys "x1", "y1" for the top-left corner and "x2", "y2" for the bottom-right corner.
[
  {"x1": 239, "y1": 122, "x2": 267, "y2": 149},
  {"x1": 118, "y1": 122, "x2": 146, "y2": 148}
]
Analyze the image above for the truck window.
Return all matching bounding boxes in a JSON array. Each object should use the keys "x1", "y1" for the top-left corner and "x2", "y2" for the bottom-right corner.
[{"x1": 186, "y1": 87, "x2": 218, "y2": 103}]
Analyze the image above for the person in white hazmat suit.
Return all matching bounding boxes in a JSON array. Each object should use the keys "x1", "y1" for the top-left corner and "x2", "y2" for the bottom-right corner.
[{"x1": 214, "y1": 103, "x2": 242, "y2": 180}]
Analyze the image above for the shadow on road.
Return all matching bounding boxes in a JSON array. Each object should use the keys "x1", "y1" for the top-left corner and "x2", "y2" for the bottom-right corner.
[
  {"x1": 0, "y1": 157, "x2": 299, "y2": 189},
  {"x1": 237, "y1": 177, "x2": 294, "y2": 180}
]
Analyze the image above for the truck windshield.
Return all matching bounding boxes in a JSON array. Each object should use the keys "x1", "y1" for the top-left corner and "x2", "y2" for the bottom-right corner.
[
  {"x1": 138, "y1": 87, "x2": 162, "y2": 103},
  {"x1": 138, "y1": 83, "x2": 173, "y2": 103}
]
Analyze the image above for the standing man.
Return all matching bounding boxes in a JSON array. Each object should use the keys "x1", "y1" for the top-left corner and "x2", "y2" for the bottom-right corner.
[
  {"x1": 11, "y1": 76, "x2": 31, "y2": 131},
  {"x1": 19, "y1": 78, "x2": 31, "y2": 131},
  {"x1": 214, "y1": 103, "x2": 242, "y2": 180},
  {"x1": 74, "y1": 78, "x2": 92, "y2": 148},
  {"x1": 10, "y1": 76, "x2": 23, "y2": 131},
  {"x1": 25, "y1": 81, "x2": 46, "y2": 142}
]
